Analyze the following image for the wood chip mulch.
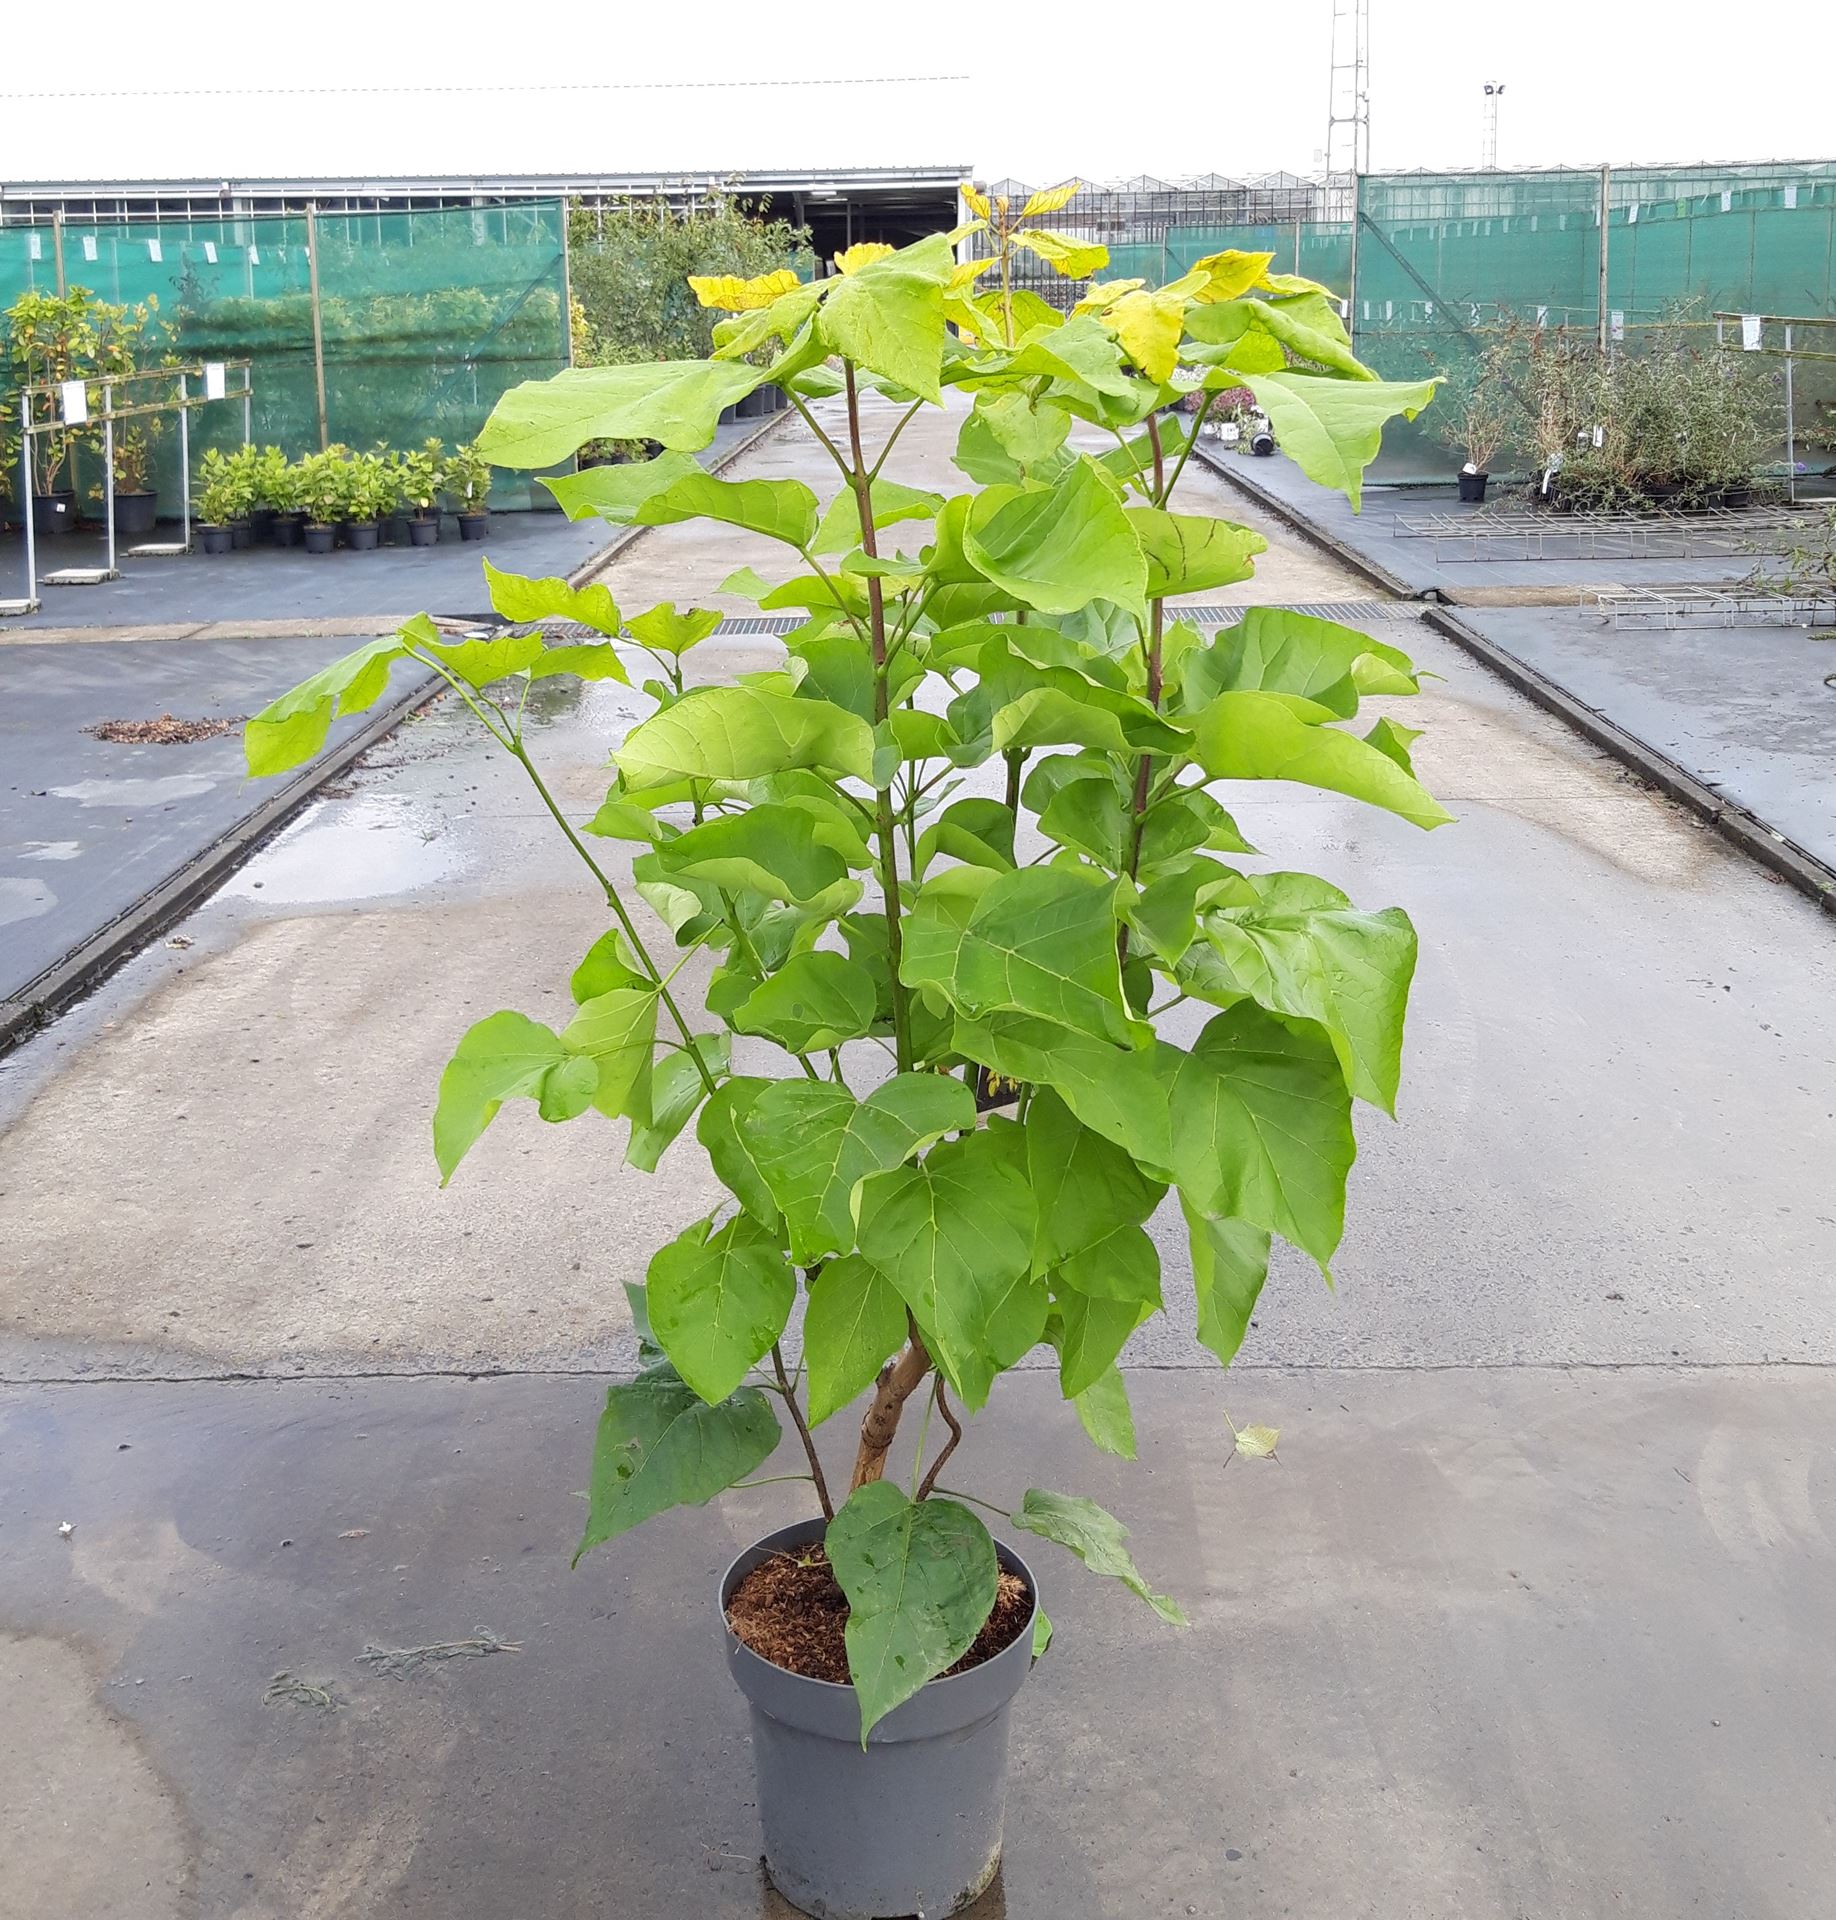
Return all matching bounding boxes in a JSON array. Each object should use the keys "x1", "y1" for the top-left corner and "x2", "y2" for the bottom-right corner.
[{"x1": 85, "y1": 714, "x2": 240, "y2": 745}]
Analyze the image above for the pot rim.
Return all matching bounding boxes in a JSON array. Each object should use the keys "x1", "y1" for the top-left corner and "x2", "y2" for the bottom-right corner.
[{"x1": 719, "y1": 1513, "x2": 1038, "y2": 1699}]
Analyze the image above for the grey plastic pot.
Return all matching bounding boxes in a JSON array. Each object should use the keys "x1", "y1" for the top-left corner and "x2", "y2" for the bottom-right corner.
[{"x1": 721, "y1": 1517, "x2": 1037, "y2": 1920}]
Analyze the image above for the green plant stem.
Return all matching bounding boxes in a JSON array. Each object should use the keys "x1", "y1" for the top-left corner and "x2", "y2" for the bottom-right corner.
[
  {"x1": 1161, "y1": 393, "x2": 1216, "y2": 505},
  {"x1": 785, "y1": 390, "x2": 851, "y2": 475},
  {"x1": 771, "y1": 1342, "x2": 834, "y2": 1519},
  {"x1": 843, "y1": 360, "x2": 913, "y2": 1076},
  {"x1": 868, "y1": 398, "x2": 927, "y2": 481},
  {"x1": 489, "y1": 718, "x2": 717, "y2": 1096},
  {"x1": 914, "y1": 1376, "x2": 964, "y2": 1501},
  {"x1": 730, "y1": 1473, "x2": 817, "y2": 1492},
  {"x1": 929, "y1": 1485, "x2": 1011, "y2": 1521},
  {"x1": 909, "y1": 1383, "x2": 936, "y2": 1497}
]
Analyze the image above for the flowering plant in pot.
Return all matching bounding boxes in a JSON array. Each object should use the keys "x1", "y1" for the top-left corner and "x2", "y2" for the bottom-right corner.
[
  {"x1": 395, "y1": 435, "x2": 447, "y2": 545},
  {"x1": 243, "y1": 229, "x2": 1442, "y2": 1918},
  {"x1": 249, "y1": 445, "x2": 304, "y2": 545},
  {"x1": 443, "y1": 438, "x2": 493, "y2": 537}
]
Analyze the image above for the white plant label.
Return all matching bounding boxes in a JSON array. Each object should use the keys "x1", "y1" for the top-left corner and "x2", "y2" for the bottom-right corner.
[
  {"x1": 60, "y1": 381, "x2": 88, "y2": 426},
  {"x1": 204, "y1": 363, "x2": 227, "y2": 401},
  {"x1": 82, "y1": 236, "x2": 98, "y2": 262},
  {"x1": 204, "y1": 241, "x2": 218, "y2": 264},
  {"x1": 146, "y1": 239, "x2": 163, "y2": 263},
  {"x1": 1741, "y1": 314, "x2": 1763, "y2": 351}
]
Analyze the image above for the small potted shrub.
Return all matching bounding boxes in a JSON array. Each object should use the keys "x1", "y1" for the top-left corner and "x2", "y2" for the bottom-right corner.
[
  {"x1": 244, "y1": 236, "x2": 1444, "y2": 1918},
  {"x1": 295, "y1": 448, "x2": 350, "y2": 554},
  {"x1": 5, "y1": 287, "x2": 103, "y2": 537},
  {"x1": 342, "y1": 449, "x2": 392, "y2": 551},
  {"x1": 250, "y1": 446, "x2": 304, "y2": 546},
  {"x1": 193, "y1": 449, "x2": 246, "y2": 555},
  {"x1": 1431, "y1": 331, "x2": 1518, "y2": 504},
  {"x1": 397, "y1": 437, "x2": 447, "y2": 546},
  {"x1": 444, "y1": 440, "x2": 493, "y2": 539}
]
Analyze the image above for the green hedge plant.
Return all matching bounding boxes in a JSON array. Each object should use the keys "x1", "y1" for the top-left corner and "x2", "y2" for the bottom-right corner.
[{"x1": 245, "y1": 227, "x2": 1443, "y2": 1739}]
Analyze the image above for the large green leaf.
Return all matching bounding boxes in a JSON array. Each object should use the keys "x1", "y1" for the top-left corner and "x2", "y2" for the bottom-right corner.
[
  {"x1": 617, "y1": 688, "x2": 875, "y2": 790},
  {"x1": 626, "y1": 1034, "x2": 726, "y2": 1172},
  {"x1": 749, "y1": 1074, "x2": 975, "y2": 1264},
  {"x1": 1241, "y1": 372, "x2": 1438, "y2": 510},
  {"x1": 1052, "y1": 1287, "x2": 1152, "y2": 1397},
  {"x1": 1125, "y1": 508, "x2": 1265, "y2": 598},
  {"x1": 1003, "y1": 313, "x2": 1137, "y2": 402},
  {"x1": 1181, "y1": 1197, "x2": 1271, "y2": 1370},
  {"x1": 810, "y1": 478, "x2": 945, "y2": 557},
  {"x1": 626, "y1": 603, "x2": 725, "y2": 656},
  {"x1": 560, "y1": 985, "x2": 659, "y2": 1123},
  {"x1": 1025, "y1": 1088, "x2": 1164, "y2": 1269},
  {"x1": 953, "y1": 1013, "x2": 1172, "y2": 1170},
  {"x1": 1058, "y1": 1225, "x2": 1163, "y2": 1308},
  {"x1": 633, "y1": 471, "x2": 820, "y2": 549},
  {"x1": 1180, "y1": 605, "x2": 1422, "y2": 719},
  {"x1": 1157, "y1": 1003, "x2": 1355, "y2": 1271},
  {"x1": 653, "y1": 806, "x2": 851, "y2": 906},
  {"x1": 481, "y1": 558, "x2": 621, "y2": 636},
  {"x1": 990, "y1": 686, "x2": 1189, "y2": 759},
  {"x1": 1202, "y1": 872, "x2": 1418, "y2": 1113},
  {"x1": 733, "y1": 951, "x2": 878, "y2": 1052},
  {"x1": 575, "y1": 1370, "x2": 779, "y2": 1562},
  {"x1": 697, "y1": 1078, "x2": 783, "y2": 1231},
  {"x1": 1010, "y1": 1489, "x2": 1186, "y2": 1626},
  {"x1": 1186, "y1": 691, "x2": 1452, "y2": 829},
  {"x1": 816, "y1": 234, "x2": 956, "y2": 404},
  {"x1": 477, "y1": 360, "x2": 764, "y2": 468},
  {"x1": 431, "y1": 1009, "x2": 597, "y2": 1185},
  {"x1": 1072, "y1": 1367, "x2": 1137, "y2": 1458},
  {"x1": 856, "y1": 1129, "x2": 1035, "y2": 1410},
  {"x1": 646, "y1": 1213, "x2": 796, "y2": 1405},
  {"x1": 421, "y1": 630, "x2": 547, "y2": 688},
  {"x1": 541, "y1": 450, "x2": 704, "y2": 523},
  {"x1": 954, "y1": 392, "x2": 1073, "y2": 487},
  {"x1": 902, "y1": 865, "x2": 1133, "y2": 1047},
  {"x1": 804, "y1": 1254, "x2": 909, "y2": 1426},
  {"x1": 244, "y1": 630, "x2": 410, "y2": 776},
  {"x1": 828, "y1": 1482, "x2": 1000, "y2": 1742},
  {"x1": 963, "y1": 458, "x2": 1147, "y2": 621}
]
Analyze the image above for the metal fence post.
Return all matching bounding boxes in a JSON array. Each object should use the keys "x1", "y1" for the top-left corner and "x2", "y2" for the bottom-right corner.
[
  {"x1": 1347, "y1": 172, "x2": 1363, "y2": 354},
  {"x1": 21, "y1": 391, "x2": 36, "y2": 609},
  {"x1": 178, "y1": 371, "x2": 191, "y2": 551},
  {"x1": 561, "y1": 197, "x2": 576, "y2": 370},
  {"x1": 1597, "y1": 164, "x2": 1612, "y2": 358},
  {"x1": 305, "y1": 203, "x2": 330, "y2": 451},
  {"x1": 1784, "y1": 322, "x2": 1796, "y2": 504},
  {"x1": 52, "y1": 211, "x2": 65, "y2": 296},
  {"x1": 103, "y1": 384, "x2": 116, "y2": 578}
]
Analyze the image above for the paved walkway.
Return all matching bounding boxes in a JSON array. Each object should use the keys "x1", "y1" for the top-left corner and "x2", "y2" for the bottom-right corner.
[{"x1": 2, "y1": 395, "x2": 1833, "y2": 1918}]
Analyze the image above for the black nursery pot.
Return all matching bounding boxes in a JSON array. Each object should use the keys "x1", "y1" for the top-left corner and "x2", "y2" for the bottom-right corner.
[
  {"x1": 249, "y1": 505, "x2": 278, "y2": 544},
  {"x1": 408, "y1": 514, "x2": 440, "y2": 547},
  {"x1": 302, "y1": 523, "x2": 337, "y2": 555},
  {"x1": 1457, "y1": 469, "x2": 1489, "y2": 503},
  {"x1": 197, "y1": 523, "x2": 234, "y2": 555},
  {"x1": 229, "y1": 519, "x2": 254, "y2": 551},
  {"x1": 458, "y1": 511, "x2": 489, "y2": 542},
  {"x1": 382, "y1": 511, "x2": 411, "y2": 546},
  {"x1": 343, "y1": 520, "x2": 381, "y2": 552},
  {"x1": 112, "y1": 490, "x2": 159, "y2": 538},
  {"x1": 272, "y1": 511, "x2": 306, "y2": 548},
  {"x1": 32, "y1": 489, "x2": 78, "y2": 537}
]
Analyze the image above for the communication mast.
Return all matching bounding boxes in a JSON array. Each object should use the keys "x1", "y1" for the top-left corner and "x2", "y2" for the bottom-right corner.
[
  {"x1": 1324, "y1": 0, "x2": 1371, "y2": 217},
  {"x1": 1482, "y1": 82, "x2": 1506, "y2": 170}
]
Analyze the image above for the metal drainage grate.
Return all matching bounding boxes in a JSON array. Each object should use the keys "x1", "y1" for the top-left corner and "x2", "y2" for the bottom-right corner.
[{"x1": 494, "y1": 600, "x2": 1410, "y2": 642}]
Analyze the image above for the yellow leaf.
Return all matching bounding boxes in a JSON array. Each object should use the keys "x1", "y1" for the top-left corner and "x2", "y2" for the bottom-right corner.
[
  {"x1": 686, "y1": 268, "x2": 802, "y2": 313},
  {"x1": 1235, "y1": 1424, "x2": 1280, "y2": 1459},
  {"x1": 961, "y1": 182, "x2": 992, "y2": 221},
  {"x1": 948, "y1": 257, "x2": 997, "y2": 293},
  {"x1": 1072, "y1": 278, "x2": 1146, "y2": 317},
  {"x1": 1012, "y1": 229, "x2": 1110, "y2": 280},
  {"x1": 1022, "y1": 180, "x2": 1083, "y2": 218},
  {"x1": 1259, "y1": 270, "x2": 1338, "y2": 299},
  {"x1": 1105, "y1": 287, "x2": 1187, "y2": 382},
  {"x1": 1186, "y1": 250, "x2": 1278, "y2": 305},
  {"x1": 833, "y1": 242, "x2": 896, "y2": 277}
]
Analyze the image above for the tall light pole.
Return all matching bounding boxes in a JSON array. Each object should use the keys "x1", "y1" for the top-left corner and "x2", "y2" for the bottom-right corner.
[{"x1": 1482, "y1": 82, "x2": 1505, "y2": 171}]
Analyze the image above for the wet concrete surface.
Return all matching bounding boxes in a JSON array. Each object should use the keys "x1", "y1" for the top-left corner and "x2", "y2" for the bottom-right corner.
[
  {"x1": 2, "y1": 1367, "x2": 1831, "y2": 1920},
  {"x1": 1458, "y1": 603, "x2": 1836, "y2": 868},
  {"x1": 0, "y1": 634, "x2": 434, "y2": 1007},
  {"x1": 3, "y1": 392, "x2": 1834, "y2": 1918}
]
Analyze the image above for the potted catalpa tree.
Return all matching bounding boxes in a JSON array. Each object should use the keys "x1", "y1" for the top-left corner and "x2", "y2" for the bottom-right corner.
[{"x1": 245, "y1": 220, "x2": 1442, "y2": 1920}]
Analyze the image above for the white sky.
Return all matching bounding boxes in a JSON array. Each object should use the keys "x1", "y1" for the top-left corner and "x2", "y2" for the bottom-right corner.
[{"x1": 1, "y1": 0, "x2": 1830, "y2": 185}]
